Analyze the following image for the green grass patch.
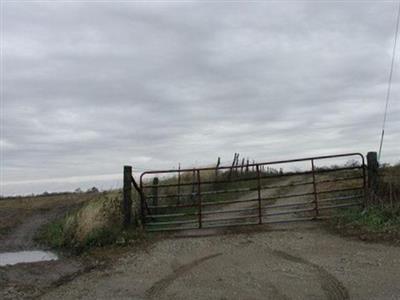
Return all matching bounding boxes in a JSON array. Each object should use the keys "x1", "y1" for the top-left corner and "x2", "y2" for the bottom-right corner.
[
  {"x1": 329, "y1": 206, "x2": 400, "y2": 244},
  {"x1": 36, "y1": 219, "x2": 68, "y2": 248},
  {"x1": 334, "y1": 207, "x2": 400, "y2": 231},
  {"x1": 83, "y1": 226, "x2": 122, "y2": 248}
]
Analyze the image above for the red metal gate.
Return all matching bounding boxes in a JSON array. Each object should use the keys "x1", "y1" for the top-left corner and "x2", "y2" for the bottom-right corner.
[{"x1": 138, "y1": 153, "x2": 366, "y2": 231}]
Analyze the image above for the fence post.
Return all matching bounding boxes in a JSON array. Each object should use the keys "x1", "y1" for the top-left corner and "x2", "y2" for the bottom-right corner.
[
  {"x1": 367, "y1": 152, "x2": 379, "y2": 204},
  {"x1": 123, "y1": 166, "x2": 132, "y2": 227},
  {"x1": 367, "y1": 152, "x2": 379, "y2": 192},
  {"x1": 152, "y1": 177, "x2": 159, "y2": 214}
]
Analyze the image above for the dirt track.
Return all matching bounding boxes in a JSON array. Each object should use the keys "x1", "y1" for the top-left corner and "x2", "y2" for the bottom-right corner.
[
  {"x1": 0, "y1": 197, "x2": 91, "y2": 299},
  {"x1": 0, "y1": 207, "x2": 65, "y2": 252}
]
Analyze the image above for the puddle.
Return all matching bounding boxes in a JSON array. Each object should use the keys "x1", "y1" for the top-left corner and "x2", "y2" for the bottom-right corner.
[{"x1": 0, "y1": 251, "x2": 58, "y2": 266}]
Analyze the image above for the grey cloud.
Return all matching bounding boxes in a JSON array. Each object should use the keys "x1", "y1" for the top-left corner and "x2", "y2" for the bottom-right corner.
[{"x1": 1, "y1": 1, "x2": 399, "y2": 195}]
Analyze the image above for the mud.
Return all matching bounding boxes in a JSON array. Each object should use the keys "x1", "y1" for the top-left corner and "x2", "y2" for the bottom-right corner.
[{"x1": 0, "y1": 199, "x2": 91, "y2": 299}]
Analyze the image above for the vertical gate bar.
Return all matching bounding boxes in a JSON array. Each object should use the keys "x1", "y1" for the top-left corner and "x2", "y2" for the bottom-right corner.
[
  {"x1": 152, "y1": 177, "x2": 159, "y2": 215},
  {"x1": 311, "y1": 159, "x2": 319, "y2": 218},
  {"x1": 177, "y1": 163, "x2": 181, "y2": 205},
  {"x1": 256, "y1": 165, "x2": 262, "y2": 224},
  {"x1": 191, "y1": 169, "x2": 196, "y2": 201},
  {"x1": 197, "y1": 170, "x2": 202, "y2": 229},
  {"x1": 362, "y1": 157, "x2": 367, "y2": 207},
  {"x1": 139, "y1": 176, "x2": 145, "y2": 227}
]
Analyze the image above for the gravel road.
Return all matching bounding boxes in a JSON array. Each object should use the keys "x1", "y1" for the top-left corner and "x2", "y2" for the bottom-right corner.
[
  {"x1": 2, "y1": 180, "x2": 399, "y2": 300},
  {"x1": 40, "y1": 223, "x2": 400, "y2": 300},
  {"x1": 41, "y1": 177, "x2": 400, "y2": 299}
]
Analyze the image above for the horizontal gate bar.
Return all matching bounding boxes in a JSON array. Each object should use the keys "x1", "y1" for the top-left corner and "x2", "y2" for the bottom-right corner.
[
  {"x1": 263, "y1": 201, "x2": 313, "y2": 210},
  {"x1": 318, "y1": 202, "x2": 362, "y2": 210},
  {"x1": 145, "y1": 211, "x2": 198, "y2": 218},
  {"x1": 316, "y1": 187, "x2": 363, "y2": 195},
  {"x1": 147, "y1": 203, "x2": 197, "y2": 209},
  {"x1": 263, "y1": 207, "x2": 315, "y2": 217},
  {"x1": 263, "y1": 217, "x2": 315, "y2": 224},
  {"x1": 146, "y1": 225, "x2": 199, "y2": 232},
  {"x1": 141, "y1": 166, "x2": 363, "y2": 189},
  {"x1": 202, "y1": 197, "x2": 259, "y2": 207},
  {"x1": 146, "y1": 219, "x2": 199, "y2": 226},
  {"x1": 201, "y1": 206, "x2": 258, "y2": 215},
  {"x1": 317, "y1": 194, "x2": 363, "y2": 203},
  {"x1": 145, "y1": 186, "x2": 254, "y2": 199},
  {"x1": 142, "y1": 174, "x2": 259, "y2": 189},
  {"x1": 203, "y1": 221, "x2": 259, "y2": 229},
  {"x1": 141, "y1": 152, "x2": 364, "y2": 176},
  {"x1": 261, "y1": 191, "x2": 314, "y2": 202},
  {"x1": 202, "y1": 214, "x2": 259, "y2": 223},
  {"x1": 316, "y1": 175, "x2": 363, "y2": 185}
]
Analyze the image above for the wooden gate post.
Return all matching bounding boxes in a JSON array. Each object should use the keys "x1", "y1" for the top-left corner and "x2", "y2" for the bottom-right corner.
[
  {"x1": 367, "y1": 152, "x2": 379, "y2": 191},
  {"x1": 123, "y1": 166, "x2": 132, "y2": 227}
]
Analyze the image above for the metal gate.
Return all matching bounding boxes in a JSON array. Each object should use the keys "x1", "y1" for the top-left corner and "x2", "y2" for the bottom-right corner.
[{"x1": 138, "y1": 153, "x2": 366, "y2": 231}]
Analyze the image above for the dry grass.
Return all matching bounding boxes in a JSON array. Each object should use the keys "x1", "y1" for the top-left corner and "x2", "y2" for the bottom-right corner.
[
  {"x1": 0, "y1": 191, "x2": 115, "y2": 239},
  {"x1": 69, "y1": 193, "x2": 123, "y2": 242}
]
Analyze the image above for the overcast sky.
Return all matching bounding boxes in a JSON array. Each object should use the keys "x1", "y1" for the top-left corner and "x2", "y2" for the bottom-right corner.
[{"x1": 1, "y1": 1, "x2": 399, "y2": 195}]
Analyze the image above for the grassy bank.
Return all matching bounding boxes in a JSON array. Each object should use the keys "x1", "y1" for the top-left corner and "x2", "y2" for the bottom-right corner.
[{"x1": 35, "y1": 192, "x2": 144, "y2": 253}]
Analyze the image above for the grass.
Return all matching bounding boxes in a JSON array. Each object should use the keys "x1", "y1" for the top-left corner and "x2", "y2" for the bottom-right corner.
[
  {"x1": 34, "y1": 192, "x2": 146, "y2": 253},
  {"x1": 329, "y1": 206, "x2": 400, "y2": 245},
  {"x1": 36, "y1": 219, "x2": 67, "y2": 248},
  {"x1": 334, "y1": 207, "x2": 400, "y2": 231},
  {"x1": 36, "y1": 216, "x2": 145, "y2": 254}
]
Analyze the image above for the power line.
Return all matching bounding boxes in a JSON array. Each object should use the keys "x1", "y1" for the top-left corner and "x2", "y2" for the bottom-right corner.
[{"x1": 378, "y1": 1, "x2": 400, "y2": 162}]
